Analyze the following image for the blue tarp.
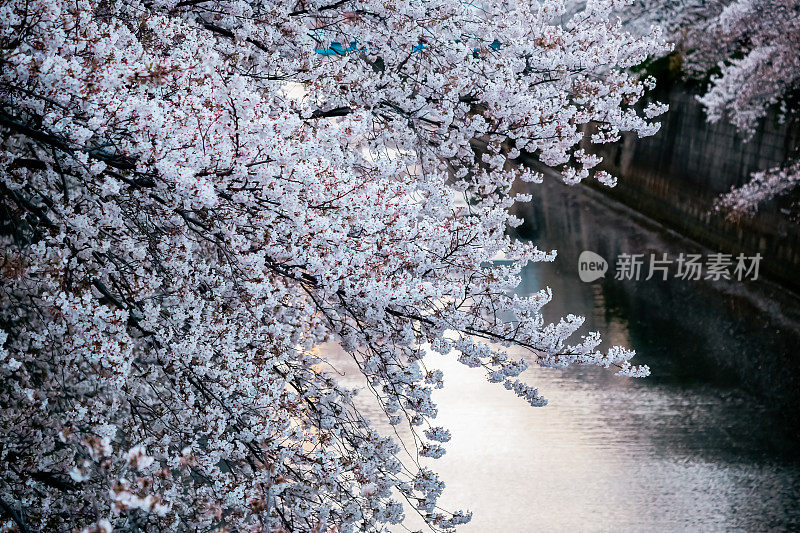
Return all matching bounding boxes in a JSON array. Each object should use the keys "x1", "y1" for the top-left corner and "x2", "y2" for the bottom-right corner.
[{"x1": 314, "y1": 41, "x2": 360, "y2": 56}]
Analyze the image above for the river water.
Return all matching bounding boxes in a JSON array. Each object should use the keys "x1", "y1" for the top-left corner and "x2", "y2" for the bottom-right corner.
[{"x1": 328, "y1": 178, "x2": 800, "y2": 532}]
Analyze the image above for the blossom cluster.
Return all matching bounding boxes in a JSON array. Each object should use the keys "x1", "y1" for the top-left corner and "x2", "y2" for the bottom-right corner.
[
  {"x1": 688, "y1": 0, "x2": 800, "y2": 137},
  {"x1": 715, "y1": 161, "x2": 800, "y2": 218}
]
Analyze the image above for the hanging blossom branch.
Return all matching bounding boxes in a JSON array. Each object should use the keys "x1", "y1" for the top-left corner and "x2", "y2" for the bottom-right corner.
[
  {"x1": 714, "y1": 160, "x2": 800, "y2": 218},
  {"x1": 0, "y1": 0, "x2": 666, "y2": 531}
]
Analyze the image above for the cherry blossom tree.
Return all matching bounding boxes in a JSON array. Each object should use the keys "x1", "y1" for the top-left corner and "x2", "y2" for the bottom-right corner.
[{"x1": 0, "y1": 0, "x2": 666, "y2": 530}]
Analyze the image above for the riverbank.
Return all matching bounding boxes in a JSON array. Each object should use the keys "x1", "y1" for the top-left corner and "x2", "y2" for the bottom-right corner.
[
  {"x1": 510, "y1": 169, "x2": 800, "y2": 418},
  {"x1": 575, "y1": 81, "x2": 800, "y2": 292}
]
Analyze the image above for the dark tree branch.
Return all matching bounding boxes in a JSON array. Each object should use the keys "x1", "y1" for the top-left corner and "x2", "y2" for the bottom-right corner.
[
  {"x1": 308, "y1": 106, "x2": 352, "y2": 119},
  {"x1": 0, "y1": 497, "x2": 30, "y2": 533}
]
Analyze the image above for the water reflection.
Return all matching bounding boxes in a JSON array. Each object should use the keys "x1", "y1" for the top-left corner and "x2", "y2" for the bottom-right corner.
[{"x1": 326, "y1": 179, "x2": 800, "y2": 532}]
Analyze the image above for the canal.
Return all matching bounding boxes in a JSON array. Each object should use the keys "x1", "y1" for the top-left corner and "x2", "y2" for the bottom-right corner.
[{"x1": 329, "y1": 176, "x2": 800, "y2": 532}]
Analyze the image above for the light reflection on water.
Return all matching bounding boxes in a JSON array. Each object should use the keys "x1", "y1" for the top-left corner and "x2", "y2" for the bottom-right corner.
[{"x1": 325, "y1": 180, "x2": 800, "y2": 532}]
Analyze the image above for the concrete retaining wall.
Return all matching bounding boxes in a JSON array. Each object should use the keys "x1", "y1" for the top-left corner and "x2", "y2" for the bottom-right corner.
[{"x1": 579, "y1": 83, "x2": 800, "y2": 292}]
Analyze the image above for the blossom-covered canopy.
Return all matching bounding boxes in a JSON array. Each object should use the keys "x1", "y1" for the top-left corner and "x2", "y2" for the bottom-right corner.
[{"x1": 0, "y1": 0, "x2": 666, "y2": 530}]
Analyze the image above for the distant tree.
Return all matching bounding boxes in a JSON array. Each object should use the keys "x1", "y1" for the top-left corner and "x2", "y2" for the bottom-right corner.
[
  {"x1": 0, "y1": 0, "x2": 665, "y2": 531},
  {"x1": 681, "y1": 0, "x2": 800, "y2": 217},
  {"x1": 617, "y1": 0, "x2": 727, "y2": 41}
]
